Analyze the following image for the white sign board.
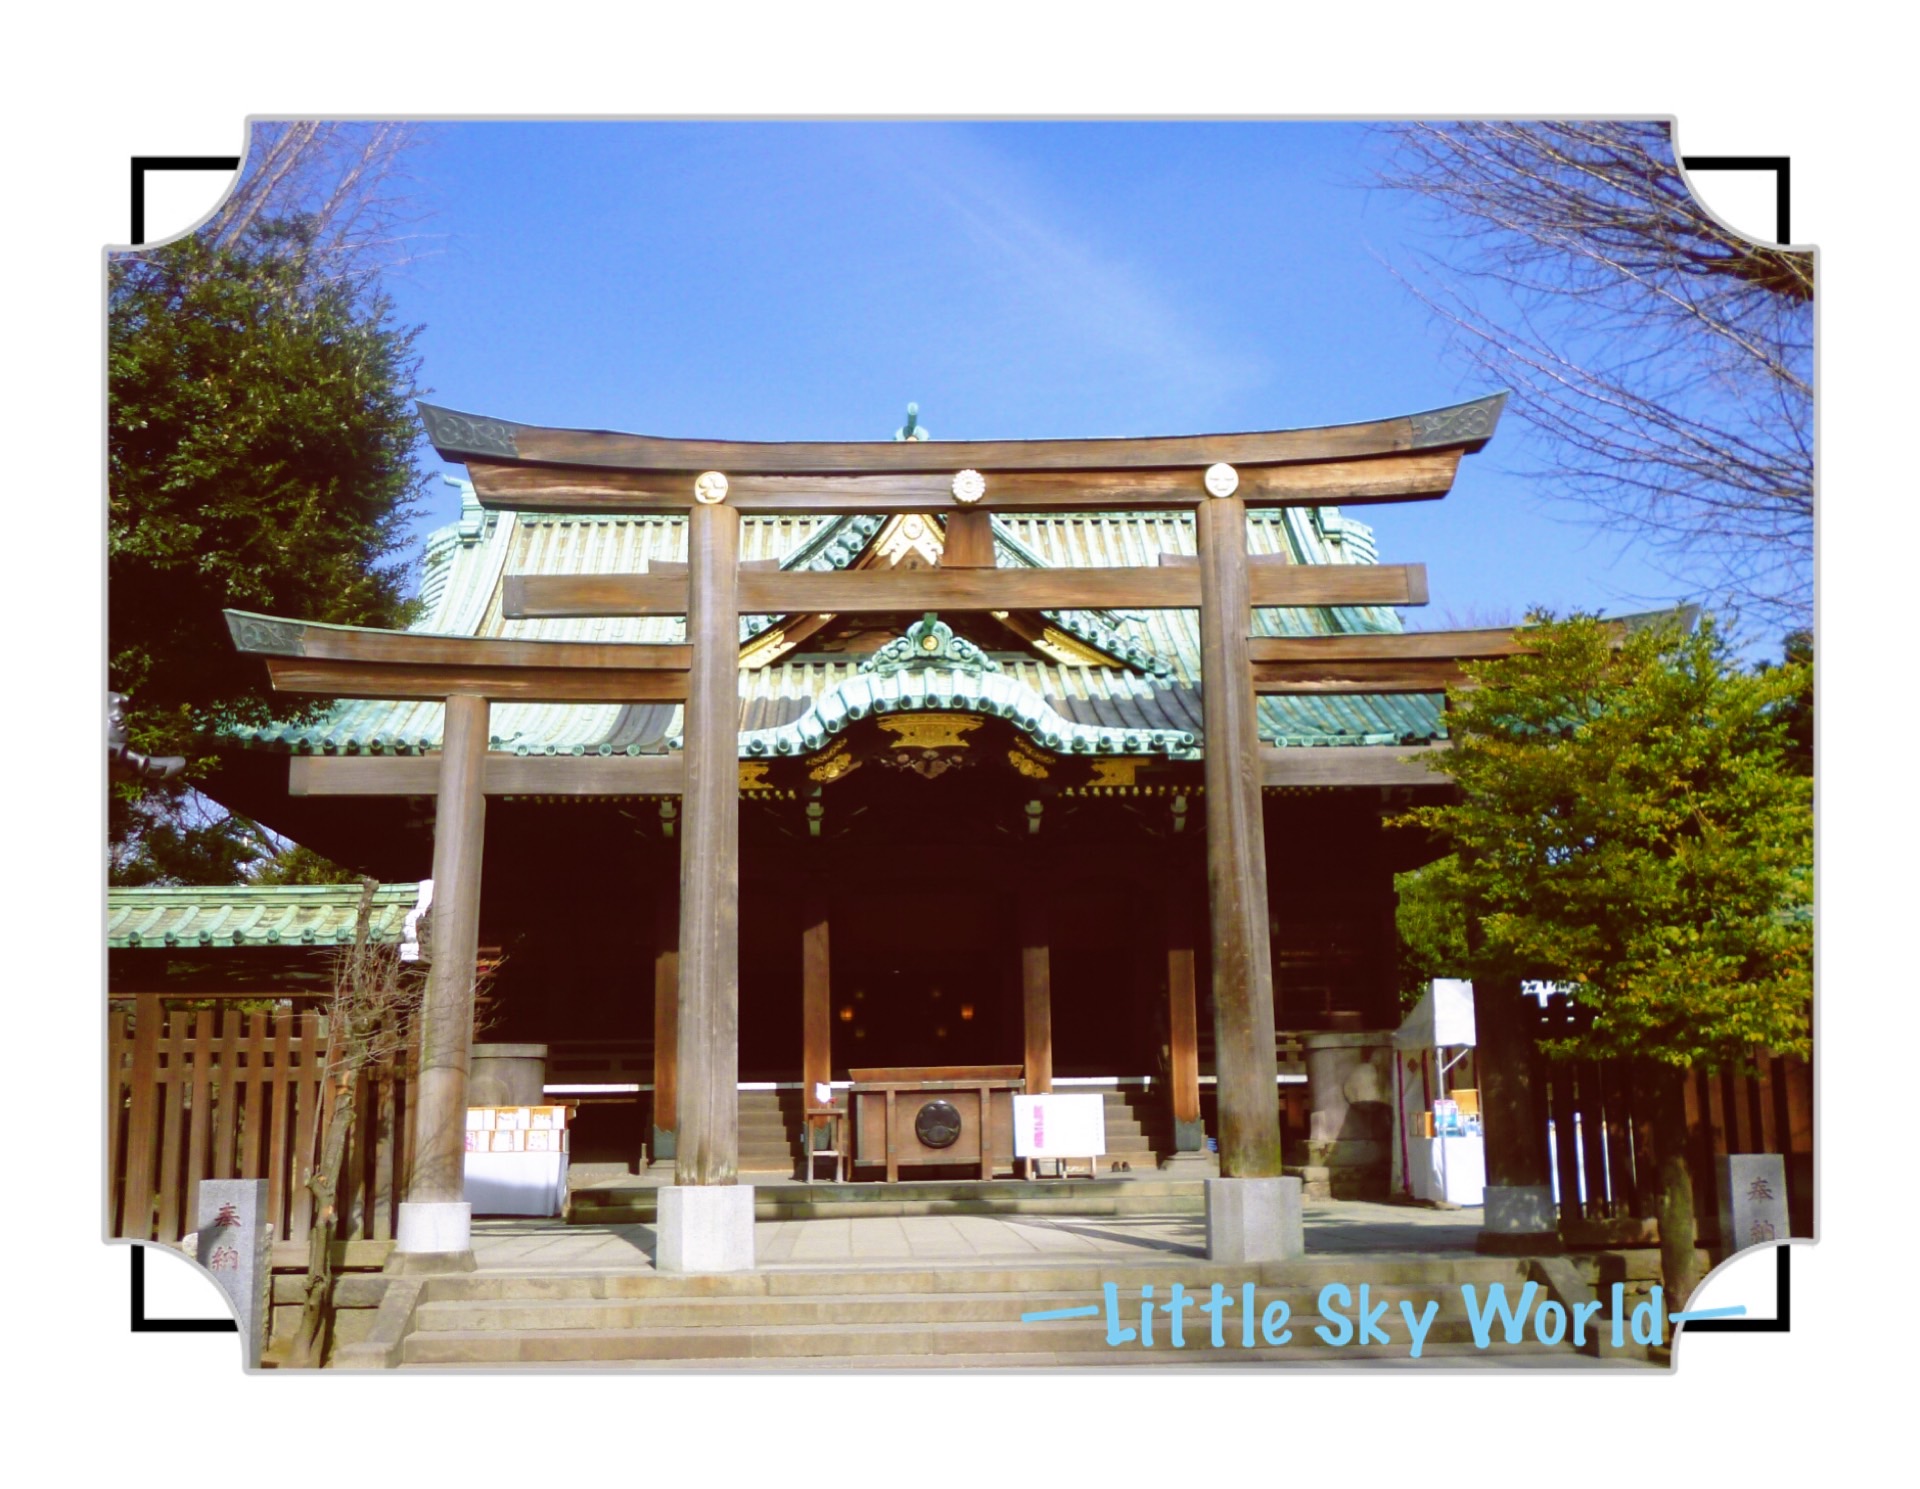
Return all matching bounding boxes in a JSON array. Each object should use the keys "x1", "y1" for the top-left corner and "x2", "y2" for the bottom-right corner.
[{"x1": 1013, "y1": 1094, "x2": 1106, "y2": 1158}]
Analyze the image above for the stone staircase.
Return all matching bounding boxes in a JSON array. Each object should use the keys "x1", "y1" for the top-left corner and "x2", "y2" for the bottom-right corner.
[
  {"x1": 738, "y1": 1088, "x2": 802, "y2": 1174},
  {"x1": 1086, "y1": 1085, "x2": 1173, "y2": 1171},
  {"x1": 390, "y1": 1255, "x2": 1641, "y2": 1369}
]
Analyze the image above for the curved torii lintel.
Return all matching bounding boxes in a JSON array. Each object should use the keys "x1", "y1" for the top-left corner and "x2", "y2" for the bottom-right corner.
[{"x1": 423, "y1": 395, "x2": 1507, "y2": 515}]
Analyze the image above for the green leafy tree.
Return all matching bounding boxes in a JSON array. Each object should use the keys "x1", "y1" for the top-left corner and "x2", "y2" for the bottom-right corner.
[
  {"x1": 1397, "y1": 614, "x2": 1811, "y2": 1302},
  {"x1": 1393, "y1": 856, "x2": 1470, "y2": 1007},
  {"x1": 109, "y1": 219, "x2": 428, "y2": 881},
  {"x1": 253, "y1": 843, "x2": 357, "y2": 885},
  {"x1": 107, "y1": 798, "x2": 275, "y2": 887}
]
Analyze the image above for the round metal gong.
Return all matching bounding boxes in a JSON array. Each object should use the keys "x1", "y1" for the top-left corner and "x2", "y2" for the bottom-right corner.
[{"x1": 914, "y1": 1099, "x2": 963, "y2": 1149}]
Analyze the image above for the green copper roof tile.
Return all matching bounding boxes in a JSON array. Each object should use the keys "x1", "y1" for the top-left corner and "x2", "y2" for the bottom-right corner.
[
  {"x1": 108, "y1": 884, "x2": 420, "y2": 949},
  {"x1": 222, "y1": 496, "x2": 1444, "y2": 759}
]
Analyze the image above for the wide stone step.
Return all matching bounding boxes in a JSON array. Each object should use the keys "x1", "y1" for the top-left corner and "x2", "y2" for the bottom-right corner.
[
  {"x1": 405, "y1": 1342, "x2": 1630, "y2": 1370},
  {"x1": 408, "y1": 1286, "x2": 1513, "y2": 1336},
  {"x1": 401, "y1": 1312, "x2": 1575, "y2": 1366},
  {"x1": 418, "y1": 1255, "x2": 1531, "y2": 1303}
]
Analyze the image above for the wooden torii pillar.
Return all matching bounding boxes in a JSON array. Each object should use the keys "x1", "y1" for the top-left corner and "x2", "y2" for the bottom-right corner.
[
  {"x1": 662, "y1": 480, "x2": 753, "y2": 1261},
  {"x1": 649, "y1": 888, "x2": 680, "y2": 1170},
  {"x1": 400, "y1": 691, "x2": 490, "y2": 1270},
  {"x1": 1163, "y1": 884, "x2": 1206, "y2": 1160},
  {"x1": 1196, "y1": 478, "x2": 1284, "y2": 1181}
]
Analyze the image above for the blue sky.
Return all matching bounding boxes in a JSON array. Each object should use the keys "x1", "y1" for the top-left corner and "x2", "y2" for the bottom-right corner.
[{"x1": 364, "y1": 120, "x2": 1713, "y2": 631}]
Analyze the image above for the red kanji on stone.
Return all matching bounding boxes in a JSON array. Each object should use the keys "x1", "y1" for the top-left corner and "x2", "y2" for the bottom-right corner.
[{"x1": 213, "y1": 1203, "x2": 242, "y2": 1228}]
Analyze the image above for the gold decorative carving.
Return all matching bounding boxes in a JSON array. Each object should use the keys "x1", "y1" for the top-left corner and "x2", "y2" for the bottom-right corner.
[
  {"x1": 694, "y1": 470, "x2": 730, "y2": 504},
  {"x1": 952, "y1": 469, "x2": 986, "y2": 504},
  {"x1": 1087, "y1": 757, "x2": 1145, "y2": 788},
  {"x1": 1007, "y1": 737, "x2": 1054, "y2": 779},
  {"x1": 808, "y1": 738, "x2": 861, "y2": 782},
  {"x1": 877, "y1": 713, "x2": 983, "y2": 750},
  {"x1": 738, "y1": 762, "x2": 772, "y2": 791},
  {"x1": 1008, "y1": 749, "x2": 1049, "y2": 780}
]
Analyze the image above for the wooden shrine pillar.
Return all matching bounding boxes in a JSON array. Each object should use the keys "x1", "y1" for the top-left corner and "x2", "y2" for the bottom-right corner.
[
  {"x1": 650, "y1": 886, "x2": 680, "y2": 1167},
  {"x1": 1165, "y1": 888, "x2": 1205, "y2": 1154},
  {"x1": 942, "y1": 508, "x2": 996, "y2": 568},
  {"x1": 1473, "y1": 975, "x2": 1558, "y2": 1250},
  {"x1": 1196, "y1": 490, "x2": 1283, "y2": 1178},
  {"x1": 801, "y1": 891, "x2": 832, "y2": 1101},
  {"x1": 1018, "y1": 888, "x2": 1053, "y2": 1095},
  {"x1": 402, "y1": 693, "x2": 489, "y2": 1231},
  {"x1": 675, "y1": 492, "x2": 742, "y2": 1187}
]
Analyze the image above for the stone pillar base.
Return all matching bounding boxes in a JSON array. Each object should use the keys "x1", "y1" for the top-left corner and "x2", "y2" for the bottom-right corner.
[
  {"x1": 1205, "y1": 1176, "x2": 1304, "y2": 1264},
  {"x1": 391, "y1": 1201, "x2": 476, "y2": 1273},
  {"x1": 1477, "y1": 1184, "x2": 1560, "y2": 1254},
  {"x1": 656, "y1": 1185, "x2": 755, "y2": 1273}
]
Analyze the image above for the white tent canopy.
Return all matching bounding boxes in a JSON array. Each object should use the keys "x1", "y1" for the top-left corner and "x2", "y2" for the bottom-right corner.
[
  {"x1": 1391, "y1": 979, "x2": 1484, "y2": 1205},
  {"x1": 1393, "y1": 977, "x2": 1476, "y2": 1051}
]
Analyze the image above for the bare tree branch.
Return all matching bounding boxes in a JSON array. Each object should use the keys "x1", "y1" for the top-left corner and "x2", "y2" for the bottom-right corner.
[
  {"x1": 189, "y1": 120, "x2": 430, "y2": 294},
  {"x1": 1376, "y1": 121, "x2": 1813, "y2": 634}
]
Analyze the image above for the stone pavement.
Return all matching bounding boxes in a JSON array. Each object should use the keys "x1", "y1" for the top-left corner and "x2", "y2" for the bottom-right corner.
[{"x1": 465, "y1": 1200, "x2": 1483, "y2": 1273}]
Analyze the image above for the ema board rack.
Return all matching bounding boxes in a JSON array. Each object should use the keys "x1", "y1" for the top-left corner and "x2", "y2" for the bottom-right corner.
[
  {"x1": 465, "y1": 1105, "x2": 572, "y2": 1154},
  {"x1": 464, "y1": 1106, "x2": 572, "y2": 1215}
]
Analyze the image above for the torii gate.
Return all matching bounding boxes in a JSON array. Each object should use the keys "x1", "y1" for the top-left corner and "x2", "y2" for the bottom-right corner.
[{"x1": 229, "y1": 391, "x2": 1549, "y2": 1272}]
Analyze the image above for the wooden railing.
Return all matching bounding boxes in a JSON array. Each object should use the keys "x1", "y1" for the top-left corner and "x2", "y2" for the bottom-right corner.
[
  {"x1": 108, "y1": 995, "x2": 415, "y2": 1247},
  {"x1": 1528, "y1": 996, "x2": 1812, "y2": 1236}
]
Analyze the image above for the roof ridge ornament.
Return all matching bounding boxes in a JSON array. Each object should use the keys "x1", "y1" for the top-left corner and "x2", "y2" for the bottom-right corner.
[
  {"x1": 861, "y1": 613, "x2": 1001, "y2": 676},
  {"x1": 893, "y1": 402, "x2": 930, "y2": 442},
  {"x1": 1409, "y1": 401, "x2": 1498, "y2": 448},
  {"x1": 417, "y1": 402, "x2": 519, "y2": 459}
]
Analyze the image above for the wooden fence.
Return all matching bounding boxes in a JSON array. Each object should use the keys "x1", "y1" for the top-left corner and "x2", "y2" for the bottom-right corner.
[
  {"x1": 1529, "y1": 996, "x2": 1813, "y2": 1237},
  {"x1": 108, "y1": 995, "x2": 415, "y2": 1248}
]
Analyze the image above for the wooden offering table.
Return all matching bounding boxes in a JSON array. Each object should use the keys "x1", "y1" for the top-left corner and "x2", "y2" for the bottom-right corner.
[{"x1": 848, "y1": 1066, "x2": 1023, "y2": 1181}]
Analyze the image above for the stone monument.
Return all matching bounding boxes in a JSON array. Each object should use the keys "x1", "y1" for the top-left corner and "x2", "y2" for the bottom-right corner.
[
  {"x1": 1717, "y1": 1154, "x2": 1790, "y2": 1252},
  {"x1": 194, "y1": 1178, "x2": 272, "y2": 1368}
]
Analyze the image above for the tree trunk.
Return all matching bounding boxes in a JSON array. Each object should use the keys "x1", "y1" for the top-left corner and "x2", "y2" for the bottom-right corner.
[
  {"x1": 288, "y1": 1077, "x2": 355, "y2": 1367},
  {"x1": 1634, "y1": 1058, "x2": 1703, "y2": 1308}
]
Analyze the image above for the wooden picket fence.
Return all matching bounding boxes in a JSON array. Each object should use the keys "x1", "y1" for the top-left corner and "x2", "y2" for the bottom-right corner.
[
  {"x1": 1529, "y1": 995, "x2": 1812, "y2": 1236},
  {"x1": 107, "y1": 994, "x2": 416, "y2": 1248}
]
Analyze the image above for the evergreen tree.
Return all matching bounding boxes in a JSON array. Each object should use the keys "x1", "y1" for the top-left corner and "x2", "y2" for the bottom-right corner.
[
  {"x1": 1397, "y1": 614, "x2": 1811, "y2": 1301},
  {"x1": 109, "y1": 221, "x2": 428, "y2": 881}
]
